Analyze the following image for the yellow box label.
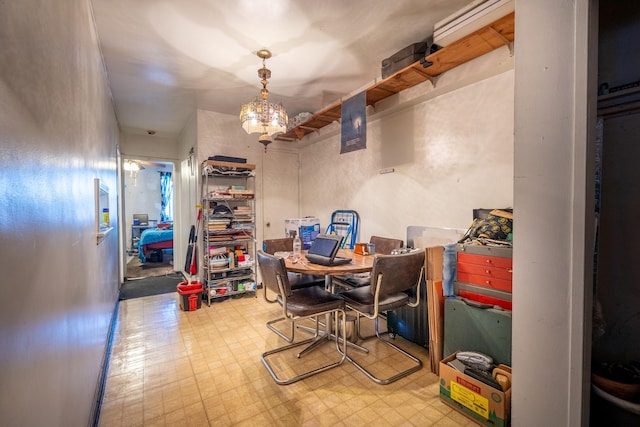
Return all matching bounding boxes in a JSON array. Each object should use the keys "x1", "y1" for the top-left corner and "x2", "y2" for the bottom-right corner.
[{"x1": 450, "y1": 381, "x2": 489, "y2": 419}]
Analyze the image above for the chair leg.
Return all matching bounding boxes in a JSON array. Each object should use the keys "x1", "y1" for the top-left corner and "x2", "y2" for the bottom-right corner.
[
  {"x1": 295, "y1": 313, "x2": 332, "y2": 358},
  {"x1": 354, "y1": 312, "x2": 389, "y2": 341},
  {"x1": 346, "y1": 313, "x2": 422, "y2": 385},
  {"x1": 266, "y1": 315, "x2": 320, "y2": 343},
  {"x1": 261, "y1": 310, "x2": 348, "y2": 385},
  {"x1": 264, "y1": 283, "x2": 322, "y2": 342},
  {"x1": 298, "y1": 312, "x2": 369, "y2": 358}
]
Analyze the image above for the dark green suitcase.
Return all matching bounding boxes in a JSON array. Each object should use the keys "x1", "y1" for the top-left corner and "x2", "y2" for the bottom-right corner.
[{"x1": 443, "y1": 296, "x2": 512, "y2": 366}]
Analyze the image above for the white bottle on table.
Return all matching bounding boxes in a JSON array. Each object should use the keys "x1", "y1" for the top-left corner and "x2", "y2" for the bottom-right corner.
[{"x1": 292, "y1": 232, "x2": 302, "y2": 261}]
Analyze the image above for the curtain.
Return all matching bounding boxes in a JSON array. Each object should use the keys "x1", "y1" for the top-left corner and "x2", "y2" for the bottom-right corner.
[{"x1": 160, "y1": 172, "x2": 173, "y2": 222}]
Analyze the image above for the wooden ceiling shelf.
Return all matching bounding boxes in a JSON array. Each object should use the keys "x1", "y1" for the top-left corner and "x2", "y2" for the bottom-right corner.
[{"x1": 276, "y1": 12, "x2": 515, "y2": 142}]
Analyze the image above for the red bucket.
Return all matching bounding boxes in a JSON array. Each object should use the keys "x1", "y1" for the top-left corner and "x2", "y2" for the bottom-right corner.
[{"x1": 177, "y1": 281, "x2": 203, "y2": 311}]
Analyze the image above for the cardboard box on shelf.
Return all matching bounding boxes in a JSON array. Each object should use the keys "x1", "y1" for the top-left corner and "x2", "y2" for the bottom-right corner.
[
  {"x1": 285, "y1": 217, "x2": 321, "y2": 249},
  {"x1": 439, "y1": 352, "x2": 511, "y2": 427}
]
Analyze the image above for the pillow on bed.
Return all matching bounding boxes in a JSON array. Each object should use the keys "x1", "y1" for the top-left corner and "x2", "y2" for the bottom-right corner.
[{"x1": 158, "y1": 222, "x2": 172, "y2": 229}]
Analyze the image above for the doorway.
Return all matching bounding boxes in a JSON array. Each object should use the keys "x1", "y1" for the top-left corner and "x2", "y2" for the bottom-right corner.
[
  {"x1": 261, "y1": 150, "x2": 300, "y2": 241},
  {"x1": 123, "y1": 157, "x2": 176, "y2": 280}
]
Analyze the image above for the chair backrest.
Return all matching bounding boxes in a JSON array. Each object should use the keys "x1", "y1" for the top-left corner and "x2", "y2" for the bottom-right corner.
[
  {"x1": 369, "y1": 250, "x2": 425, "y2": 297},
  {"x1": 369, "y1": 236, "x2": 404, "y2": 255},
  {"x1": 257, "y1": 250, "x2": 293, "y2": 297},
  {"x1": 262, "y1": 238, "x2": 294, "y2": 254}
]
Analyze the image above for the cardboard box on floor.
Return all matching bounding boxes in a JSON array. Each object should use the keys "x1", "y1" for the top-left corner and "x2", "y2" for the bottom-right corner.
[{"x1": 439, "y1": 352, "x2": 512, "y2": 427}]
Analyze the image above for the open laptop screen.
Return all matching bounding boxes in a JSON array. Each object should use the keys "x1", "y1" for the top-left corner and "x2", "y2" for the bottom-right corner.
[{"x1": 308, "y1": 234, "x2": 342, "y2": 258}]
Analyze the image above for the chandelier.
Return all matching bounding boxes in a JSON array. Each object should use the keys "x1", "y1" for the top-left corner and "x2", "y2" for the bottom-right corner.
[{"x1": 239, "y1": 49, "x2": 288, "y2": 151}]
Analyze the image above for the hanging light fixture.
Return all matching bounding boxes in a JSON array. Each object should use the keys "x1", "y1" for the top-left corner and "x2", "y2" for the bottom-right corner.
[
  {"x1": 239, "y1": 49, "x2": 288, "y2": 151},
  {"x1": 123, "y1": 160, "x2": 140, "y2": 175},
  {"x1": 123, "y1": 160, "x2": 140, "y2": 186}
]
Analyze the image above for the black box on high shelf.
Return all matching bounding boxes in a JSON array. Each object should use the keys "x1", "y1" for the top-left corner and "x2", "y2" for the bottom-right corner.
[
  {"x1": 208, "y1": 155, "x2": 246, "y2": 163},
  {"x1": 381, "y1": 42, "x2": 428, "y2": 78}
]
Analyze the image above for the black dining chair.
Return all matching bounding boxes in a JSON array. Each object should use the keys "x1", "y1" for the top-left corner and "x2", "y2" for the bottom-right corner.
[
  {"x1": 338, "y1": 249, "x2": 425, "y2": 384},
  {"x1": 262, "y1": 237, "x2": 294, "y2": 254},
  {"x1": 257, "y1": 250, "x2": 348, "y2": 385},
  {"x1": 332, "y1": 235, "x2": 404, "y2": 289},
  {"x1": 261, "y1": 239, "x2": 324, "y2": 342},
  {"x1": 262, "y1": 237, "x2": 323, "y2": 286}
]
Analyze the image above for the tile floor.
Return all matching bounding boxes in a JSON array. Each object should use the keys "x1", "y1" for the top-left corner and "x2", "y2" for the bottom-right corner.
[{"x1": 98, "y1": 289, "x2": 480, "y2": 426}]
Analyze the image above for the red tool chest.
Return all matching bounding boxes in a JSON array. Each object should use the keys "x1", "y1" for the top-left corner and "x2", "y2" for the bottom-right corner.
[{"x1": 455, "y1": 244, "x2": 512, "y2": 310}]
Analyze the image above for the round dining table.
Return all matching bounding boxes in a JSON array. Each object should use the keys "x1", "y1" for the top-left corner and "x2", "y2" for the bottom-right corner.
[{"x1": 284, "y1": 248, "x2": 375, "y2": 290}]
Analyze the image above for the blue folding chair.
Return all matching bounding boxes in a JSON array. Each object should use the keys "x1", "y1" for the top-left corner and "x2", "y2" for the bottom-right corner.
[{"x1": 324, "y1": 210, "x2": 360, "y2": 249}]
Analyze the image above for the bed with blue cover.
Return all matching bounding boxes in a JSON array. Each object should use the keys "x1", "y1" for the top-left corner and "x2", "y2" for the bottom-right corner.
[{"x1": 138, "y1": 228, "x2": 173, "y2": 263}]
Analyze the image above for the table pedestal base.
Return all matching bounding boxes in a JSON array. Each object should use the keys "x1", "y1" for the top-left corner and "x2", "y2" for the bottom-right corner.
[{"x1": 297, "y1": 314, "x2": 368, "y2": 358}]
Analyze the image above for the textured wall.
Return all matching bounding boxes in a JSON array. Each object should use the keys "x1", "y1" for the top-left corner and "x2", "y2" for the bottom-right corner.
[
  {"x1": 299, "y1": 49, "x2": 515, "y2": 242},
  {"x1": 0, "y1": 0, "x2": 120, "y2": 425}
]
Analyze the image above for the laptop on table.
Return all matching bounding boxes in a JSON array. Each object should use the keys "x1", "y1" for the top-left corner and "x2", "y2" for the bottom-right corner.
[{"x1": 305, "y1": 234, "x2": 352, "y2": 266}]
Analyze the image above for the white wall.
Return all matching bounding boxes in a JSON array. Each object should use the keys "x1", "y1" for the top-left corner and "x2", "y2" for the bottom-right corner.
[
  {"x1": 124, "y1": 166, "x2": 164, "y2": 222},
  {"x1": 0, "y1": 0, "x2": 120, "y2": 425},
  {"x1": 176, "y1": 113, "x2": 198, "y2": 275},
  {"x1": 299, "y1": 48, "x2": 515, "y2": 242},
  {"x1": 513, "y1": 0, "x2": 596, "y2": 424},
  {"x1": 119, "y1": 132, "x2": 179, "y2": 159},
  {"x1": 193, "y1": 48, "x2": 516, "y2": 249}
]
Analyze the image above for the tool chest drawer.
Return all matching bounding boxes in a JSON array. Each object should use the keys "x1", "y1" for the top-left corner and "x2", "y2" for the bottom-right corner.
[
  {"x1": 455, "y1": 243, "x2": 513, "y2": 301},
  {"x1": 454, "y1": 281, "x2": 512, "y2": 310},
  {"x1": 457, "y1": 258, "x2": 512, "y2": 279},
  {"x1": 456, "y1": 273, "x2": 512, "y2": 293},
  {"x1": 457, "y1": 252, "x2": 512, "y2": 270}
]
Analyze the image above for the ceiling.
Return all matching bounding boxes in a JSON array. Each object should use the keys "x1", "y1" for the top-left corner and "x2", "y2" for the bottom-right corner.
[{"x1": 91, "y1": 0, "x2": 471, "y2": 139}]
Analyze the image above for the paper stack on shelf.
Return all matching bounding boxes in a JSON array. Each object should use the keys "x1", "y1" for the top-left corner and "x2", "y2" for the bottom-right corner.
[{"x1": 207, "y1": 218, "x2": 230, "y2": 231}]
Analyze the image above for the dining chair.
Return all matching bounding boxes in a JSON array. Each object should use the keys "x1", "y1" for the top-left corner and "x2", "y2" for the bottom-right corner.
[
  {"x1": 369, "y1": 235, "x2": 404, "y2": 255},
  {"x1": 261, "y1": 239, "x2": 325, "y2": 341},
  {"x1": 338, "y1": 249, "x2": 425, "y2": 384},
  {"x1": 262, "y1": 237, "x2": 294, "y2": 254},
  {"x1": 333, "y1": 235, "x2": 404, "y2": 289},
  {"x1": 257, "y1": 250, "x2": 348, "y2": 385},
  {"x1": 262, "y1": 237, "x2": 324, "y2": 285}
]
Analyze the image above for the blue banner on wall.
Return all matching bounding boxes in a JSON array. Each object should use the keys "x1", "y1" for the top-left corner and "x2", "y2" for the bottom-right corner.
[{"x1": 340, "y1": 91, "x2": 367, "y2": 153}]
